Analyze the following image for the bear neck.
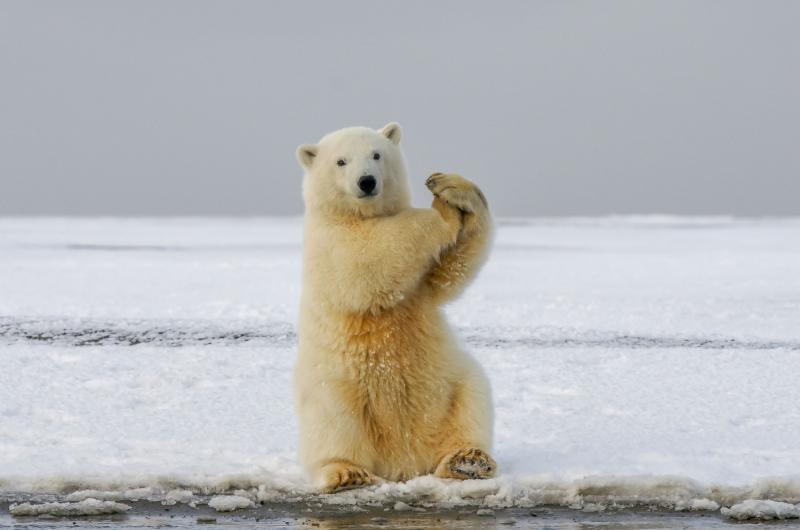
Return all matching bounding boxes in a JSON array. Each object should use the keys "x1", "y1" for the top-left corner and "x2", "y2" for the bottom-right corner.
[
  {"x1": 305, "y1": 185, "x2": 411, "y2": 222},
  {"x1": 308, "y1": 200, "x2": 408, "y2": 223}
]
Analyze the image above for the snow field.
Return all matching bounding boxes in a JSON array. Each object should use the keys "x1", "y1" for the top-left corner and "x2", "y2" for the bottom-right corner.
[{"x1": 1, "y1": 217, "x2": 800, "y2": 518}]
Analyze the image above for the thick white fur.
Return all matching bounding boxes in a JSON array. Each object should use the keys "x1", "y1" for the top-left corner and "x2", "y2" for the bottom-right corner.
[{"x1": 294, "y1": 123, "x2": 495, "y2": 492}]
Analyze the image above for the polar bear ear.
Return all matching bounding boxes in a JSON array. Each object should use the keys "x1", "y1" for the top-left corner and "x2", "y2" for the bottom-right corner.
[
  {"x1": 296, "y1": 144, "x2": 318, "y2": 170},
  {"x1": 379, "y1": 122, "x2": 402, "y2": 145}
]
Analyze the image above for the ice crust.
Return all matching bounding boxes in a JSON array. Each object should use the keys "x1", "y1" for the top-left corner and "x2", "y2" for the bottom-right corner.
[
  {"x1": 1, "y1": 217, "x2": 800, "y2": 512},
  {"x1": 9, "y1": 499, "x2": 131, "y2": 516}
]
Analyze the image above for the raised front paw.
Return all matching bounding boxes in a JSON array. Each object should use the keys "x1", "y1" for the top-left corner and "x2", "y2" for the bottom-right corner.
[
  {"x1": 426, "y1": 173, "x2": 488, "y2": 214},
  {"x1": 319, "y1": 461, "x2": 375, "y2": 493},
  {"x1": 435, "y1": 447, "x2": 497, "y2": 480}
]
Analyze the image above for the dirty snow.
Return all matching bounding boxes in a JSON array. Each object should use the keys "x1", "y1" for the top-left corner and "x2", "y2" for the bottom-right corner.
[
  {"x1": 9, "y1": 498, "x2": 131, "y2": 516},
  {"x1": 1, "y1": 217, "x2": 800, "y2": 512}
]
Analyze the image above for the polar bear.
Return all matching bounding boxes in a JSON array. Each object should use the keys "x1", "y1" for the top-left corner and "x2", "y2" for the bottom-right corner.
[{"x1": 294, "y1": 122, "x2": 495, "y2": 492}]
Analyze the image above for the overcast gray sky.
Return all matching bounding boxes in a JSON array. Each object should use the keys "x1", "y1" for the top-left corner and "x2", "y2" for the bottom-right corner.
[{"x1": 1, "y1": 1, "x2": 798, "y2": 216}]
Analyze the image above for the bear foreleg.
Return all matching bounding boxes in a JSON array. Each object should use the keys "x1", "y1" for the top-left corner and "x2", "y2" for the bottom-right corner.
[{"x1": 424, "y1": 173, "x2": 493, "y2": 302}]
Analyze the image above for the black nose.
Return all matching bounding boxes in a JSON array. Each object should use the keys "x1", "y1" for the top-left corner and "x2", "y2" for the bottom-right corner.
[{"x1": 358, "y1": 175, "x2": 377, "y2": 194}]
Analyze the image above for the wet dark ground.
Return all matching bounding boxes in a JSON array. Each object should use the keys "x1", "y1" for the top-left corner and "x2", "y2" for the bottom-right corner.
[{"x1": 2, "y1": 503, "x2": 799, "y2": 529}]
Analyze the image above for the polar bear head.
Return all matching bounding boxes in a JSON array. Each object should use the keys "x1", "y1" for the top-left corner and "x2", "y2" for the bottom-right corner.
[{"x1": 297, "y1": 122, "x2": 410, "y2": 218}]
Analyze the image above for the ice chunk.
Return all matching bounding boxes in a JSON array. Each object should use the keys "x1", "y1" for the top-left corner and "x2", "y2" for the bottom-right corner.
[
  {"x1": 722, "y1": 499, "x2": 800, "y2": 520},
  {"x1": 208, "y1": 495, "x2": 254, "y2": 512}
]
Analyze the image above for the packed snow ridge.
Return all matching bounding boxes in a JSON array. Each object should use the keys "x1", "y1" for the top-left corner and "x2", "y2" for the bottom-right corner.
[{"x1": 4, "y1": 474, "x2": 800, "y2": 515}]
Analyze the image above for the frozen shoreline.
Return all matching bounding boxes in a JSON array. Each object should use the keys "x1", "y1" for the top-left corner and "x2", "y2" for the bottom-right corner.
[
  {"x1": 3, "y1": 501, "x2": 800, "y2": 528},
  {"x1": 3, "y1": 472, "x2": 800, "y2": 513},
  {"x1": 0, "y1": 501, "x2": 797, "y2": 530}
]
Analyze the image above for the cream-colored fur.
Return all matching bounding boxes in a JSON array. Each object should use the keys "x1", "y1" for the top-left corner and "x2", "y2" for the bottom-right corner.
[{"x1": 294, "y1": 122, "x2": 495, "y2": 493}]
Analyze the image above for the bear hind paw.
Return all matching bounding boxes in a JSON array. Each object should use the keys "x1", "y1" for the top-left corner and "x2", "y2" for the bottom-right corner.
[
  {"x1": 435, "y1": 448, "x2": 497, "y2": 480},
  {"x1": 319, "y1": 461, "x2": 375, "y2": 493}
]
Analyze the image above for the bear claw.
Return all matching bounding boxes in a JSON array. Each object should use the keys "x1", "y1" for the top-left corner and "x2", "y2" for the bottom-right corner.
[
  {"x1": 440, "y1": 448, "x2": 497, "y2": 480},
  {"x1": 321, "y1": 463, "x2": 374, "y2": 493}
]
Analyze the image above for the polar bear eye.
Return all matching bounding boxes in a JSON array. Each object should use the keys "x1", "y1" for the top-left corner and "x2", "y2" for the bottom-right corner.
[
  {"x1": 373, "y1": 152, "x2": 381, "y2": 161},
  {"x1": 336, "y1": 159, "x2": 346, "y2": 167}
]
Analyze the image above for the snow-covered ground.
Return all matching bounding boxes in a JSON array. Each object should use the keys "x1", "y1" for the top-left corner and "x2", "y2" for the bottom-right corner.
[{"x1": 1, "y1": 217, "x2": 800, "y2": 514}]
